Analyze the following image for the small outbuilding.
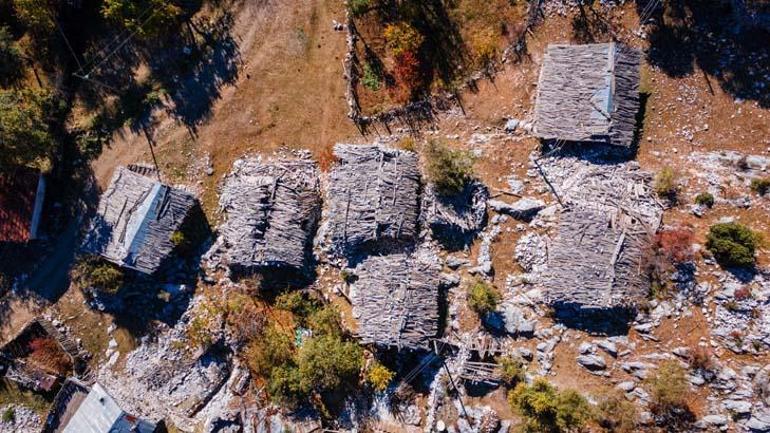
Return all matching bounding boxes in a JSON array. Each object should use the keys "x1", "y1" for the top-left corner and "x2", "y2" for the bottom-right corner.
[
  {"x1": 43, "y1": 379, "x2": 158, "y2": 433},
  {"x1": 322, "y1": 144, "x2": 421, "y2": 257},
  {"x1": 218, "y1": 157, "x2": 321, "y2": 279},
  {"x1": 0, "y1": 167, "x2": 46, "y2": 244},
  {"x1": 350, "y1": 253, "x2": 441, "y2": 351},
  {"x1": 81, "y1": 166, "x2": 201, "y2": 275},
  {"x1": 534, "y1": 42, "x2": 641, "y2": 147},
  {"x1": 543, "y1": 207, "x2": 651, "y2": 313}
]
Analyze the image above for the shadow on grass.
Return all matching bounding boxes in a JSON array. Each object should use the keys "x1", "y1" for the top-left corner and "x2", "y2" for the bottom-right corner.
[{"x1": 641, "y1": 0, "x2": 770, "y2": 108}]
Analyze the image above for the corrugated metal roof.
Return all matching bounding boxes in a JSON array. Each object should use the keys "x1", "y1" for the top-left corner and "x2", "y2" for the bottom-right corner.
[{"x1": 62, "y1": 383, "x2": 155, "y2": 433}]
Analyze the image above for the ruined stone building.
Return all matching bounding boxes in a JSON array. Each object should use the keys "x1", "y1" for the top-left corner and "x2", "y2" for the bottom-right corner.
[
  {"x1": 217, "y1": 157, "x2": 321, "y2": 280},
  {"x1": 321, "y1": 144, "x2": 421, "y2": 258},
  {"x1": 350, "y1": 253, "x2": 441, "y2": 351}
]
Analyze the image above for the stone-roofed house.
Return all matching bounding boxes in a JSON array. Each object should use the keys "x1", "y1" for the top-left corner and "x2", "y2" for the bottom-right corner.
[
  {"x1": 81, "y1": 166, "x2": 201, "y2": 275},
  {"x1": 217, "y1": 157, "x2": 321, "y2": 280},
  {"x1": 321, "y1": 144, "x2": 421, "y2": 258},
  {"x1": 349, "y1": 253, "x2": 441, "y2": 351},
  {"x1": 534, "y1": 42, "x2": 641, "y2": 148}
]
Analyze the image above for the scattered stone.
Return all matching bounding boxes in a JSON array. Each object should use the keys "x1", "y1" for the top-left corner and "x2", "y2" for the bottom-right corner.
[
  {"x1": 616, "y1": 381, "x2": 636, "y2": 392},
  {"x1": 577, "y1": 354, "x2": 607, "y2": 371},
  {"x1": 504, "y1": 119, "x2": 520, "y2": 132},
  {"x1": 597, "y1": 340, "x2": 617, "y2": 357}
]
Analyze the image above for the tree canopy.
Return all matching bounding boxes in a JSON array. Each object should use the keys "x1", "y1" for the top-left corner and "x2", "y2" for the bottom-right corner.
[
  {"x1": 0, "y1": 26, "x2": 23, "y2": 85},
  {"x1": 101, "y1": 0, "x2": 183, "y2": 39},
  {"x1": 0, "y1": 88, "x2": 56, "y2": 170}
]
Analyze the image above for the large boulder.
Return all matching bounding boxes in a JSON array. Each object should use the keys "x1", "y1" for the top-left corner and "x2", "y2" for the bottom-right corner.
[{"x1": 488, "y1": 198, "x2": 545, "y2": 221}]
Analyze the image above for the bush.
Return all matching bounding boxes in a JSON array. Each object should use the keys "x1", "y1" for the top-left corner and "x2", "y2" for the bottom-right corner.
[
  {"x1": 655, "y1": 228, "x2": 694, "y2": 264},
  {"x1": 689, "y1": 346, "x2": 714, "y2": 372},
  {"x1": 307, "y1": 305, "x2": 343, "y2": 337},
  {"x1": 595, "y1": 392, "x2": 638, "y2": 433},
  {"x1": 508, "y1": 378, "x2": 591, "y2": 433},
  {"x1": 647, "y1": 360, "x2": 688, "y2": 413},
  {"x1": 1, "y1": 407, "x2": 14, "y2": 423},
  {"x1": 367, "y1": 361, "x2": 395, "y2": 392},
  {"x1": 705, "y1": 222, "x2": 759, "y2": 268},
  {"x1": 384, "y1": 22, "x2": 424, "y2": 57},
  {"x1": 72, "y1": 256, "x2": 124, "y2": 294},
  {"x1": 751, "y1": 178, "x2": 770, "y2": 196},
  {"x1": 275, "y1": 291, "x2": 320, "y2": 324},
  {"x1": 296, "y1": 334, "x2": 363, "y2": 395},
  {"x1": 424, "y1": 140, "x2": 476, "y2": 196},
  {"x1": 496, "y1": 355, "x2": 525, "y2": 387},
  {"x1": 392, "y1": 50, "x2": 423, "y2": 102},
  {"x1": 467, "y1": 280, "x2": 500, "y2": 316},
  {"x1": 361, "y1": 62, "x2": 382, "y2": 91},
  {"x1": 654, "y1": 166, "x2": 678, "y2": 201},
  {"x1": 244, "y1": 325, "x2": 295, "y2": 378},
  {"x1": 348, "y1": 0, "x2": 373, "y2": 16},
  {"x1": 694, "y1": 192, "x2": 715, "y2": 207},
  {"x1": 267, "y1": 363, "x2": 304, "y2": 407}
]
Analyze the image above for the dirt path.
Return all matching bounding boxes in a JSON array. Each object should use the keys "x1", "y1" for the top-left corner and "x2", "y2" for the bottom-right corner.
[{"x1": 92, "y1": 0, "x2": 359, "y2": 215}]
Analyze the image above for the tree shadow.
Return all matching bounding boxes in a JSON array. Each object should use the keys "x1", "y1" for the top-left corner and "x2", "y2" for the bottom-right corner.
[
  {"x1": 642, "y1": 0, "x2": 770, "y2": 107},
  {"x1": 572, "y1": 2, "x2": 613, "y2": 43},
  {"x1": 149, "y1": 12, "x2": 242, "y2": 132}
]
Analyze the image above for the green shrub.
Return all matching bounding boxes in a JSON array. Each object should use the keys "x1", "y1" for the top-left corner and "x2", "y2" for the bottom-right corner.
[
  {"x1": 694, "y1": 192, "x2": 715, "y2": 207},
  {"x1": 647, "y1": 360, "x2": 688, "y2": 413},
  {"x1": 508, "y1": 378, "x2": 591, "y2": 433},
  {"x1": 73, "y1": 256, "x2": 124, "y2": 294},
  {"x1": 267, "y1": 363, "x2": 303, "y2": 407},
  {"x1": 296, "y1": 334, "x2": 363, "y2": 395},
  {"x1": 307, "y1": 305, "x2": 343, "y2": 337},
  {"x1": 384, "y1": 22, "x2": 424, "y2": 57},
  {"x1": 367, "y1": 361, "x2": 395, "y2": 392},
  {"x1": 654, "y1": 166, "x2": 678, "y2": 201},
  {"x1": 1, "y1": 407, "x2": 14, "y2": 423},
  {"x1": 467, "y1": 280, "x2": 500, "y2": 316},
  {"x1": 595, "y1": 392, "x2": 638, "y2": 433},
  {"x1": 348, "y1": 0, "x2": 373, "y2": 17},
  {"x1": 424, "y1": 140, "x2": 475, "y2": 196},
  {"x1": 751, "y1": 178, "x2": 770, "y2": 196},
  {"x1": 496, "y1": 355, "x2": 525, "y2": 387},
  {"x1": 275, "y1": 291, "x2": 320, "y2": 323},
  {"x1": 705, "y1": 222, "x2": 759, "y2": 268},
  {"x1": 361, "y1": 62, "x2": 381, "y2": 91}
]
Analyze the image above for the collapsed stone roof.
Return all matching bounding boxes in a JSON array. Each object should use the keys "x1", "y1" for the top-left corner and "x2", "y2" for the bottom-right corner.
[
  {"x1": 321, "y1": 144, "x2": 421, "y2": 257},
  {"x1": 218, "y1": 157, "x2": 320, "y2": 277},
  {"x1": 534, "y1": 42, "x2": 641, "y2": 147},
  {"x1": 542, "y1": 207, "x2": 652, "y2": 310},
  {"x1": 81, "y1": 167, "x2": 199, "y2": 275},
  {"x1": 350, "y1": 253, "x2": 441, "y2": 351}
]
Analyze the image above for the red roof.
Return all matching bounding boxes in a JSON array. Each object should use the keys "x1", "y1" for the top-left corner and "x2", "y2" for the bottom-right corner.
[{"x1": 0, "y1": 168, "x2": 41, "y2": 243}]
